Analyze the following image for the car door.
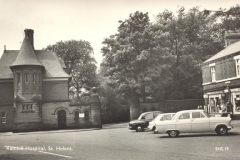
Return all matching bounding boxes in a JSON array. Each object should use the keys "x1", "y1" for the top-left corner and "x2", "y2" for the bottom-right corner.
[
  {"x1": 144, "y1": 113, "x2": 154, "y2": 127},
  {"x1": 191, "y1": 111, "x2": 210, "y2": 133},
  {"x1": 176, "y1": 112, "x2": 191, "y2": 133}
]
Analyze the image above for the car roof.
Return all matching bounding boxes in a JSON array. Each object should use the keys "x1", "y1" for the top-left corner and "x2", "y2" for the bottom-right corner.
[
  {"x1": 176, "y1": 109, "x2": 204, "y2": 114},
  {"x1": 141, "y1": 111, "x2": 162, "y2": 114}
]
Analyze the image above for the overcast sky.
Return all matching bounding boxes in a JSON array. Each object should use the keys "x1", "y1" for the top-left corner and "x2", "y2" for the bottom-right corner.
[{"x1": 0, "y1": 0, "x2": 239, "y2": 68}]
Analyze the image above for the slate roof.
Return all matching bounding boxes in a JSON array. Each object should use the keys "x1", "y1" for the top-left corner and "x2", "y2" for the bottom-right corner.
[
  {"x1": 0, "y1": 50, "x2": 70, "y2": 79},
  {"x1": 204, "y1": 41, "x2": 240, "y2": 63},
  {"x1": 10, "y1": 37, "x2": 43, "y2": 68}
]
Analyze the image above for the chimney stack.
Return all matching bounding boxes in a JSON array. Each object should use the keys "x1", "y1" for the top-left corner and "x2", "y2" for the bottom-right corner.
[{"x1": 24, "y1": 29, "x2": 34, "y2": 49}]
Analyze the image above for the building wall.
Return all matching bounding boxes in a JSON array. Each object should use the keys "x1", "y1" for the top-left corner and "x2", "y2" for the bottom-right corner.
[
  {"x1": 140, "y1": 99, "x2": 203, "y2": 114},
  {"x1": 42, "y1": 80, "x2": 68, "y2": 101},
  {"x1": 42, "y1": 102, "x2": 92, "y2": 130},
  {"x1": 0, "y1": 105, "x2": 13, "y2": 132},
  {"x1": 0, "y1": 82, "x2": 14, "y2": 102},
  {"x1": 202, "y1": 53, "x2": 238, "y2": 84}
]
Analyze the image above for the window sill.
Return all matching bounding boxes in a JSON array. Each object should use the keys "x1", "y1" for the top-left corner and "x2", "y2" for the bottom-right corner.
[{"x1": 21, "y1": 110, "x2": 35, "y2": 113}]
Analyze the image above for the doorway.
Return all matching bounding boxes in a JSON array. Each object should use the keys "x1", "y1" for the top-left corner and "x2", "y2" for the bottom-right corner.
[{"x1": 58, "y1": 110, "x2": 66, "y2": 129}]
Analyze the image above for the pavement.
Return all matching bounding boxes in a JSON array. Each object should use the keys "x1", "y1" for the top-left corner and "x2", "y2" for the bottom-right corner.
[{"x1": 0, "y1": 120, "x2": 240, "y2": 136}]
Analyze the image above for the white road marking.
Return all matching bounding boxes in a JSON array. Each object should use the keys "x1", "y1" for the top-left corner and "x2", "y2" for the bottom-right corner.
[{"x1": 38, "y1": 151, "x2": 73, "y2": 159}]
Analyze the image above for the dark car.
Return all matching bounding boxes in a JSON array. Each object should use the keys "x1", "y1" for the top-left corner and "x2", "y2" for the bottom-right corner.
[{"x1": 128, "y1": 111, "x2": 162, "y2": 132}]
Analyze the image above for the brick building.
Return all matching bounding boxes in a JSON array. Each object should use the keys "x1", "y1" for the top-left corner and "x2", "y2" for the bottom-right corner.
[
  {"x1": 202, "y1": 31, "x2": 240, "y2": 119},
  {"x1": 0, "y1": 29, "x2": 101, "y2": 132}
]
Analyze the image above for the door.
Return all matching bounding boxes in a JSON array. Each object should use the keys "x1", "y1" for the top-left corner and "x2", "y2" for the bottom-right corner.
[
  {"x1": 176, "y1": 112, "x2": 191, "y2": 133},
  {"x1": 58, "y1": 110, "x2": 66, "y2": 129},
  {"x1": 209, "y1": 94, "x2": 221, "y2": 113},
  {"x1": 191, "y1": 111, "x2": 210, "y2": 132}
]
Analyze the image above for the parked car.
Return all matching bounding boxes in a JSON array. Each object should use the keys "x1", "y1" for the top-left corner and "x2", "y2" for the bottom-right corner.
[
  {"x1": 148, "y1": 113, "x2": 175, "y2": 131},
  {"x1": 154, "y1": 109, "x2": 232, "y2": 137},
  {"x1": 129, "y1": 111, "x2": 162, "y2": 132}
]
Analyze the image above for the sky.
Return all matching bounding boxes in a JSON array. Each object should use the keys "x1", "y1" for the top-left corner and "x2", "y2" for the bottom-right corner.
[{"x1": 0, "y1": 0, "x2": 239, "y2": 69}]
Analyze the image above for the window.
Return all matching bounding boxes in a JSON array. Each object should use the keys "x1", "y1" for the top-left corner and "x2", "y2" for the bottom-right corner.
[
  {"x1": 151, "y1": 107, "x2": 155, "y2": 111},
  {"x1": 1, "y1": 112, "x2": 6, "y2": 124},
  {"x1": 192, "y1": 112, "x2": 205, "y2": 118},
  {"x1": 161, "y1": 115, "x2": 172, "y2": 121},
  {"x1": 210, "y1": 66, "x2": 216, "y2": 82},
  {"x1": 17, "y1": 73, "x2": 20, "y2": 84},
  {"x1": 33, "y1": 73, "x2": 36, "y2": 83},
  {"x1": 25, "y1": 73, "x2": 28, "y2": 83},
  {"x1": 179, "y1": 113, "x2": 190, "y2": 120},
  {"x1": 22, "y1": 104, "x2": 33, "y2": 112},
  {"x1": 74, "y1": 111, "x2": 79, "y2": 119},
  {"x1": 234, "y1": 56, "x2": 240, "y2": 77},
  {"x1": 236, "y1": 59, "x2": 240, "y2": 77},
  {"x1": 84, "y1": 110, "x2": 89, "y2": 119},
  {"x1": 145, "y1": 113, "x2": 154, "y2": 120}
]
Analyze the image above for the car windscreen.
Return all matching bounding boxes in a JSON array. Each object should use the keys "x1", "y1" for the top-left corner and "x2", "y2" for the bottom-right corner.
[
  {"x1": 171, "y1": 114, "x2": 178, "y2": 120},
  {"x1": 138, "y1": 113, "x2": 146, "y2": 120}
]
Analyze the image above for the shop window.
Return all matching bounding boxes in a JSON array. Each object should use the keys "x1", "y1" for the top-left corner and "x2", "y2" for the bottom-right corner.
[
  {"x1": 235, "y1": 95, "x2": 240, "y2": 112},
  {"x1": 209, "y1": 96, "x2": 221, "y2": 113},
  {"x1": 74, "y1": 111, "x2": 79, "y2": 119},
  {"x1": 1, "y1": 112, "x2": 6, "y2": 124}
]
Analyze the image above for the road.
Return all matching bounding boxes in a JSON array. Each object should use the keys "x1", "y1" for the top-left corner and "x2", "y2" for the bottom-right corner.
[{"x1": 0, "y1": 125, "x2": 240, "y2": 160}]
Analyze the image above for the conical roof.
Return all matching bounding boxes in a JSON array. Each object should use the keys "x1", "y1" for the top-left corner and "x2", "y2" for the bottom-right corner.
[{"x1": 10, "y1": 36, "x2": 43, "y2": 68}]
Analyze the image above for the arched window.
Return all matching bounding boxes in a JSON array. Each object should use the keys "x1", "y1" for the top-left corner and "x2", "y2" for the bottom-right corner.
[
  {"x1": 84, "y1": 110, "x2": 89, "y2": 119},
  {"x1": 74, "y1": 111, "x2": 79, "y2": 119}
]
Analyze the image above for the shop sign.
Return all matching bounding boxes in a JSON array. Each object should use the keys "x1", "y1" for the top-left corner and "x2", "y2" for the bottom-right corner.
[
  {"x1": 206, "y1": 91, "x2": 222, "y2": 95},
  {"x1": 231, "y1": 88, "x2": 240, "y2": 92}
]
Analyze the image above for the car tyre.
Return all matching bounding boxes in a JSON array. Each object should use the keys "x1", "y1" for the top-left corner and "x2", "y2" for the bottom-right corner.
[
  {"x1": 152, "y1": 126, "x2": 156, "y2": 131},
  {"x1": 216, "y1": 126, "x2": 228, "y2": 135},
  {"x1": 136, "y1": 126, "x2": 144, "y2": 132},
  {"x1": 168, "y1": 130, "x2": 179, "y2": 137}
]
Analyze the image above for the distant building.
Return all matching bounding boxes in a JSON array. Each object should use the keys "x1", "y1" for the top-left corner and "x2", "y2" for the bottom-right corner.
[
  {"x1": 202, "y1": 30, "x2": 240, "y2": 119},
  {"x1": 0, "y1": 29, "x2": 101, "y2": 132}
]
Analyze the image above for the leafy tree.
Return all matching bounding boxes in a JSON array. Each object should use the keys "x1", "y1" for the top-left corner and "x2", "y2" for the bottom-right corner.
[
  {"x1": 45, "y1": 40, "x2": 98, "y2": 99},
  {"x1": 101, "y1": 11, "x2": 158, "y2": 120},
  {"x1": 154, "y1": 7, "x2": 224, "y2": 99}
]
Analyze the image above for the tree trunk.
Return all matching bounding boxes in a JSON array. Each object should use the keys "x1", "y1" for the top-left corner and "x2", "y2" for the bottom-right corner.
[{"x1": 129, "y1": 89, "x2": 140, "y2": 120}]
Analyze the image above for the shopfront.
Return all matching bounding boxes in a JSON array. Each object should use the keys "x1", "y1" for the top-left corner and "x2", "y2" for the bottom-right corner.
[{"x1": 203, "y1": 88, "x2": 232, "y2": 117}]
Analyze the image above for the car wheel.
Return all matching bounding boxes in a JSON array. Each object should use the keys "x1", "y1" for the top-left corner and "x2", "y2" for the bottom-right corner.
[
  {"x1": 136, "y1": 126, "x2": 144, "y2": 132},
  {"x1": 168, "y1": 130, "x2": 179, "y2": 137},
  {"x1": 152, "y1": 126, "x2": 156, "y2": 131},
  {"x1": 216, "y1": 126, "x2": 228, "y2": 135}
]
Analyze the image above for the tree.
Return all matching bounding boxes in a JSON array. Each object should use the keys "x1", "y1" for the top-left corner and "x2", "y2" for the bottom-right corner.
[
  {"x1": 101, "y1": 11, "x2": 158, "y2": 120},
  {"x1": 154, "y1": 7, "x2": 224, "y2": 99},
  {"x1": 45, "y1": 40, "x2": 98, "y2": 99}
]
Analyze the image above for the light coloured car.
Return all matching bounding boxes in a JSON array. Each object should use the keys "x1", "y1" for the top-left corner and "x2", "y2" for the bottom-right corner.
[
  {"x1": 154, "y1": 109, "x2": 232, "y2": 137},
  {"x1": 148, "y1": 113, "x2": 175, "y2": 131}
]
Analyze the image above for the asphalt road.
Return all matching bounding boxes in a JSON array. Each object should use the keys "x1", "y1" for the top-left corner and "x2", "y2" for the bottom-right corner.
[{"x1": 0, "y1": 126, "x2": 240, "y2": 160}]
